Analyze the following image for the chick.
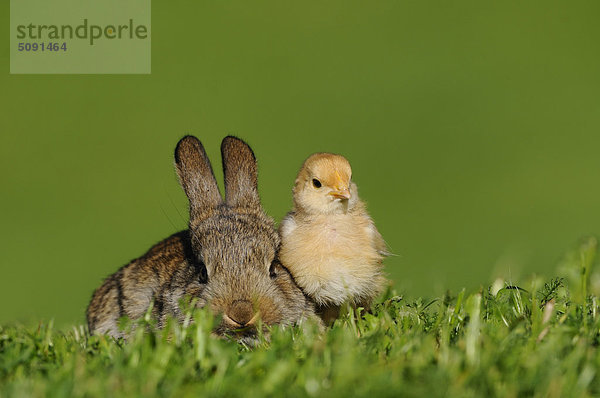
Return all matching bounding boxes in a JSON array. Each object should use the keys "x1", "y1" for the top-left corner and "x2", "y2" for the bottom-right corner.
[{"x1": 279, "y1": 153, "x2": 388, "y2": 323}]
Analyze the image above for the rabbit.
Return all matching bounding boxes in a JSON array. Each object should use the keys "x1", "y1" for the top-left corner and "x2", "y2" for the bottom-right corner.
[{"x1": 87, "y1": 136, "x2": 317, "y2": 344}]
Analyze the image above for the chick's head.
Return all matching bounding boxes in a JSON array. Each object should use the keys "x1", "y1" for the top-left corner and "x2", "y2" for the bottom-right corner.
[{"x1": 293, "y1": 153, "x2": 358, "y2": 214}]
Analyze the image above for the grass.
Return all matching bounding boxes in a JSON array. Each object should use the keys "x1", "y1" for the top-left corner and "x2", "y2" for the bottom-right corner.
[{"x1": 2, "y1": 238, "x2": 600, "y2": 397}]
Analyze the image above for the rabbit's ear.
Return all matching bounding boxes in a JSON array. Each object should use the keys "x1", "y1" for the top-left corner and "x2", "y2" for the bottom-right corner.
[
  {"x1": 221, "y1": 136, "x2": 260, "y2": 209},
  {"x1": 175, "y1": 136, "x2": 222, "y2": 219}
]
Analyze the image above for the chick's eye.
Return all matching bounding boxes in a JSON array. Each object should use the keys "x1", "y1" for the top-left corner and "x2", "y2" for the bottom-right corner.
[{"x1": 312, "y1": 178, "x2": 322, "y2": 188}]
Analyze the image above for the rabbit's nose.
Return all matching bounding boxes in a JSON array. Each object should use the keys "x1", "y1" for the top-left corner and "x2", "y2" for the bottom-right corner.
[{"x1": 227, "y1": 300, "x2": 254, "y2": 327}]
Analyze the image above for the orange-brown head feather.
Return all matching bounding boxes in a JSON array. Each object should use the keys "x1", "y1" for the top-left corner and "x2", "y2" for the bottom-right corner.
[{"x1": 292, "y1": 153, "x2": 357, "y2": 214}]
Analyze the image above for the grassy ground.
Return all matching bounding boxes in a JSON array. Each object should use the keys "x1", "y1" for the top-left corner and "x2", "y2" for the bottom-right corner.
[{"x1": 2, "y1": 238, "x2": 600, "y2": 397}]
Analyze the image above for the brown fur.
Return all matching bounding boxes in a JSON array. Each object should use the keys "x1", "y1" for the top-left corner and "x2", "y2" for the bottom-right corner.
[{"x1": 87, "y1": 136, "x2": 317, "y2": 344}]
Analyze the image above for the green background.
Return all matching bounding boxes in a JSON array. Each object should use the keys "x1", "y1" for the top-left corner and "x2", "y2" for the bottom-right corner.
[{"x1": 2, "y1": 1, "x2": 600, "y2": 326}]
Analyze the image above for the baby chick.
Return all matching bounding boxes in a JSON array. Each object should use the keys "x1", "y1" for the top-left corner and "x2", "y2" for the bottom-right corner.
[{"x1": 279, "y1": 153, "x2": 388, "y2": 323}]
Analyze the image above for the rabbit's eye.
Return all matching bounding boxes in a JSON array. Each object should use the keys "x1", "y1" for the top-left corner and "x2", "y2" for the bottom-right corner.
[
  {"x1": 312, "y1": 178, "x2": 322, "y2": 188},
  {"x1": 269, "y1": 262, "x2": 277, "y2": 279},
  {"x1": 198, "y1": 262, "x2": 208, "y2": 283}
]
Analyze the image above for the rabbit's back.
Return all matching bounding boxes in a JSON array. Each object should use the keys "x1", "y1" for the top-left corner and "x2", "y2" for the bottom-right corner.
[{"x1": 87, "y1": 231, "x2": 201, "y2": 337}]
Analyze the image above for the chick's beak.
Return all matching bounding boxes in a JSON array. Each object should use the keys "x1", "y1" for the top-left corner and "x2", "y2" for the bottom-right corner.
[{"x1": 329, "y1": 187, "x2": 351, "y2": 200}]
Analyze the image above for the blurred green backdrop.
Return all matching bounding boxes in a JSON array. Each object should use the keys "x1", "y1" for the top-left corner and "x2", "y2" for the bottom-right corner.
[{"x1": 2, "y1": 1, "x2": 600, "y2": 326}]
